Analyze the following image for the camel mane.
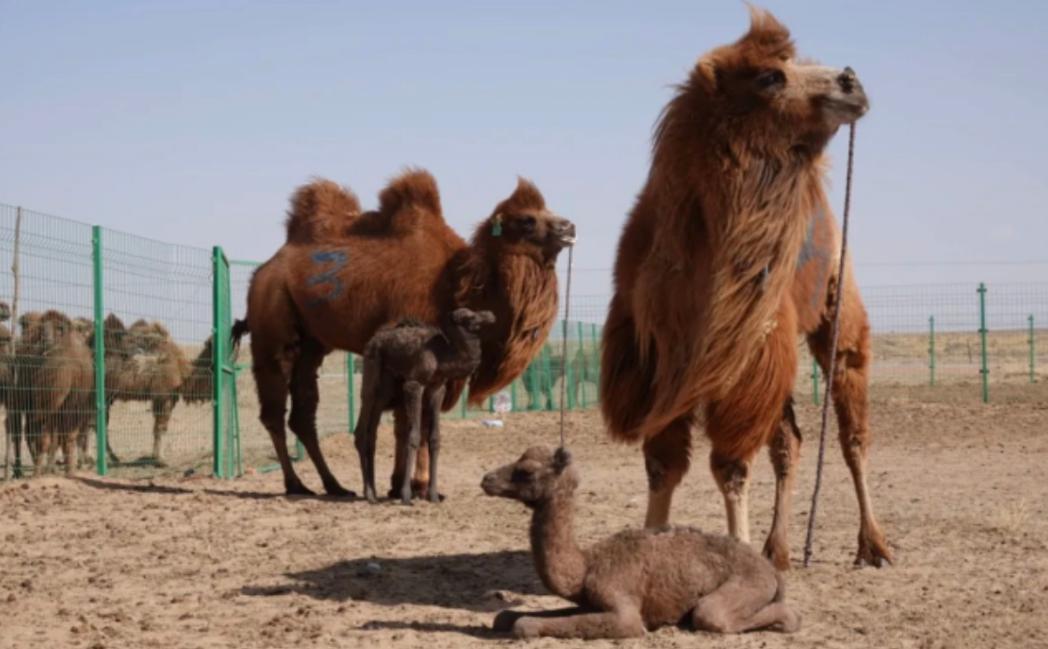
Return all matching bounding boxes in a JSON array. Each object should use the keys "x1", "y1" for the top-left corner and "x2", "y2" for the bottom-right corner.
[{"x1": 625, "y1": 9, "x2": 825, "y2": 439}]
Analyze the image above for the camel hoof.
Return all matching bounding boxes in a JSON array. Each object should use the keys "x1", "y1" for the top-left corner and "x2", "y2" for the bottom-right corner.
[
  {"x1": 512, "y1": 618, "x2": 542, "y2": 639},
  {"x1": 324, "y1": 485, "x2": 356, "y2": 498},
  {"x1": 492, "y1": 610, "x2": 519, "y2": 633},
  {"x1": 286, "y1": 483, "x2": 316, "y2": 496},
  {"x1": 762, "y1": 539, "x2": 791, "y2": 571},
  {"x1": 427, "y1": 491, "x2": 445, "y2": 504},
  {"x1": 779, "y1": 609, "x2": 802, "y2": 633},
  {"x1": 854, "y1": 538, "x2": 893, "y2": 568}
]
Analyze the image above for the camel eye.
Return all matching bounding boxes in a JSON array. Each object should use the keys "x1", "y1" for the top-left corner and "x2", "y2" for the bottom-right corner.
[
  {"x1": 755, "y1": 69, "x2": 786, "y2": 90},
  {"x1": 511, "y1": 469, "x2": 532, "y2": 483},
  {"x1": 518, "y1": 215, "x2": 537, "y2": 232}
]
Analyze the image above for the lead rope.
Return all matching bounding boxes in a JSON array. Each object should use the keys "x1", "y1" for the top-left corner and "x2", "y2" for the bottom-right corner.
[
  {"x1": 558, "y1": 245, "x2": 574, "y2": 450},
  {"x1": 803, "y1": 123, "x2": 856, "y2": 568}
]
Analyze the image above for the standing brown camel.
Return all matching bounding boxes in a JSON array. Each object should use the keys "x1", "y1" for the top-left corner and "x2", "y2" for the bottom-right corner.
[
  {"x1": 600, "y1": 8, "x2": 891, "y2": 568},
  {"x1": 241, "y1": 169, "x2": 574, "y2": 496},
  {"x1": 481, "y1": 447, "x2": 800, "y2": 639},
  {"x1": 354, "y1": 307, "x2": 495, "y2": 504},
  {"x1": 10, "y1": 311, "x2": 94, "y2": 475}
]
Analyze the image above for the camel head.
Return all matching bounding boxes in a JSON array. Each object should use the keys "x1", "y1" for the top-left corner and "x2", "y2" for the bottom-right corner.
[
  {"x1": 481, "y1": 446, "x2": 578, "y2": 508},
  {"x1": 676, "y1": 7, "x2": 867, "y2": 157},
  {"x1": 127, "y1": 319, "x2": 171, "y2": 354},
  {"x1": 450, "y1": 307, "x2": 496, "y2": 333},
  {"x1": 478, "y1": 179, "x2": 575, "y2": 266},
  {"x1": 19, "y1": 310, "x2": 74, "y2": 354}
]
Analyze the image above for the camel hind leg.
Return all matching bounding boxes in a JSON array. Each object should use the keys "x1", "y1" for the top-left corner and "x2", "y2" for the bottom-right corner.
[
  {"x1": 808, "y1": 297, "x2": 892, "y2": 567},
  {"x1": 288, "y1": 339, "x2": 353, "y2": 497},
  {"x1": 252, "y1": 354, "x2": 310, "y2": 495},
  {"x1": 691, "y1": 575, "x2": 800, "y2": 634},
  {"x1": 396, "y1": 380, "x2": 425, "y2": 505},
  {"x1": 763, "y1": 398, "x2": 802, "y2": 570},
  {"x1": 150, "y1": 396, "x2": 174, "y2": 467},
  {"x1": 642, "y1": 417, "x2": 693, "y2": 529}
]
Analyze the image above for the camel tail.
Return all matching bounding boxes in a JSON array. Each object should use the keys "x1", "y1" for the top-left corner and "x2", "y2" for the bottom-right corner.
[
  {"x1": 285, "y1": 179, "x2": 362, "y2": 244},
  {"x1": 378, "y1": 168, "x2": 442, "y2": 219},
  {"x1": 230, "y1": 319, "x2": 249, "y2": 357}
]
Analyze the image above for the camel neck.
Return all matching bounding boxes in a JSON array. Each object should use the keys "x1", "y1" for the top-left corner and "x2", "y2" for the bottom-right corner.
[{"x1": 529, "y1": 489, "x2": 587, "y2": 601}]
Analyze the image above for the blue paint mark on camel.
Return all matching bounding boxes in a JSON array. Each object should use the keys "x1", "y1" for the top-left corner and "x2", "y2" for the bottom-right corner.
[{"x1": 307, "y1": 250, "x2": 348, "y2": 306}]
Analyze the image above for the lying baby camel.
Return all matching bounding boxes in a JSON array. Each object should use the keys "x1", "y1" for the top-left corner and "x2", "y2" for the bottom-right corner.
[{"x1": 481, "y1": 447, "x2": 800, "y2": 639}]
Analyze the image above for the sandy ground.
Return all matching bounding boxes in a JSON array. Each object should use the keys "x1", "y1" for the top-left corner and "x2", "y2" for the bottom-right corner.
[{"x1": 2, "y1": 389, "x2": 1048, "y2": 649}]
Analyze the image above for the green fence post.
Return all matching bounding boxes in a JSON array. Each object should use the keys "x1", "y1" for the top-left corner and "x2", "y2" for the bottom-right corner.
[
  {"x1": 811, "y1": 357, "x2": 820, "y2": 406},
  {"x1": 460, "y1": 389, "x2": 467, "y2": 419},
  {"x1": 929, "y1": 315, "x2": 936, "y2": 386},
  {"x1": 346, "y1": 353, "x2": 356, "y2": 434},
  {"x1": 211, "y1": 246, "x2": 226, "y2": 478},
  {"x1": 1029, "y1": 314, "x2": 1036, "y2": 383},
  {"x1": 977, "y1": 282, "x2": 989, "y2": 403},
  {"x1": 91, "y1": 226, "x2": 108, "y2": 477},
  {"x1": 576, "y1": 321, "x2": 586, "y2": 408},
  {"x1": 590, "y1": 323, "x2": 599, "y2": 402},
  {"x1": 510, "y1": 379, "x2": 518, "y2": 412}
]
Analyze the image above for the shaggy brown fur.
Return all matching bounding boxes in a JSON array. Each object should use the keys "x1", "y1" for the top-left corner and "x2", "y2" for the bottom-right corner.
[
  {"x1": 241, "y1": 168, "x2": 574, "y2": 496},
  {"x1": 600, "y1": 8, "x2": 891, "y2": 568},
  {"x1": 481, "y1": 447, "x2": 799, "y2": 639},
  {"x1": 354, "y1": 308, "x2": 495, "y2": 504},
  {"x1": 87, "y1": 316, "x2": 192, "y2": 465},
  {"x1": 179, "y1": 335, "x2": 214, "y2": 405},
  {"x1": 8, "y1": 311, "x2": 94, "y2": 475}
]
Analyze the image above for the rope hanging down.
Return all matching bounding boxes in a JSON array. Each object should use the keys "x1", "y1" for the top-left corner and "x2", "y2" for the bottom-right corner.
[
  {"x1": 803, "y1": 122, "x2": 857, "y2": 568},
  {"x1": 558, "y1": 245, "x2": 574, "y2": 450}
]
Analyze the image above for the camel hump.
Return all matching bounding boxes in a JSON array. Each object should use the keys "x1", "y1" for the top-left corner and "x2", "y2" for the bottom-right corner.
[
  {"x1": 285, "y1": 178, "x2": 362, "y2": 244},
  {"x1": 378, "y1": 168, "x2": 442, "y2": 221}
]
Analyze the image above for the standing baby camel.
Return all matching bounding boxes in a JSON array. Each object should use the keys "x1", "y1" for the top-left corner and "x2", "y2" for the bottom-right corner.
[
  {"x1": 481, "y1": 447, "x2": 800, "y2": 639},
  {"x1": 355, "y1": 308, "x2": 495, "y2": 504}
]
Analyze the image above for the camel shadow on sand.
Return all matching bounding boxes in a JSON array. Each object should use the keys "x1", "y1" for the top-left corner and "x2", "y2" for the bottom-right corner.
[{"x1": 241, "y1": 550, "x2": 543, "y2": 613}]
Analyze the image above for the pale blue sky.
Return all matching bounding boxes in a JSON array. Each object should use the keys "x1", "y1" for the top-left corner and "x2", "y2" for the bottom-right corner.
[{"x1": 2, "y1": 1, "x2": 1047, "y2": 300}]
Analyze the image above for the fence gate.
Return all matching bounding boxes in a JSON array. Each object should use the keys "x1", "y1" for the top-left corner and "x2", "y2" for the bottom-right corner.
[{"x1": 212, "y1": 247, "x2": 241, "y2": 479}]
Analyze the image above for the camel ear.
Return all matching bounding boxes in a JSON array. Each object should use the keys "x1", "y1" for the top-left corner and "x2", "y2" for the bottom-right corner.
[
  {"x1": 695, "y1": 57, "x2": 719, "y2": 92},
  {"x1": 553, "y1": 447, "x2": 572, "y2": 473}
]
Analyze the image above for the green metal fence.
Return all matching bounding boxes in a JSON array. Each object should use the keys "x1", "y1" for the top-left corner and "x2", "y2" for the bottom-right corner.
[{"x1": 2, "y1": 200, "x2": 1046, "y2": 481}]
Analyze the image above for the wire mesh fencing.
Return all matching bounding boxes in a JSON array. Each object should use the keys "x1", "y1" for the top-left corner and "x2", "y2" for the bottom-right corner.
[{"x1": 2, "y1": 199, "x2": 1046, "y2": 481}]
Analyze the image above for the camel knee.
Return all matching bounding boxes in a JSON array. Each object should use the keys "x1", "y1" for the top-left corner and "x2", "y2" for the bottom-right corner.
[{"x1": 692, "y1": 600, "x2": 735, "y2": 634}]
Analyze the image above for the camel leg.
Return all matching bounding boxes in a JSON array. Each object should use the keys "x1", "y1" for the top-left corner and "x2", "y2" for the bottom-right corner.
[
  {"x1": 710, "y1": 451, "x2": 754, "y2": 543},
  {"x1": 509, "y1": 604, "x2": 645, "y2": 640},
  {"x1": 692, "y1": 577, "x2": 800, "y2": 634},
  {"x1": 763, "y1": 399, "x2": 802, "y2": 570},
  {"x1": 426, "y1": 385, "x2": 445, "y2": 503},
  {"x1": 410, "y1": 426, "x2": 431, "y2": 497},
  {"x1": 808, "y1": 304, "x2": 892, "y2": 567},
  {"x1": 351, "y1": 384, "x2": 385, "y2": 504},
  {"x1": 151, "y1": 397, "x2": 173, "y2": 467},
  {"x1": 642, "y1": 417, "x2": 692, "y2": 528},
  {"x1": 62, "y1": 432, "x2": 76, "y2": 477},
  {"x1": 493, "y1": 606, "x2": 591, "y2": 632},
  {"x1": 398, "y1": 381, "x2": 424, "y2": 505},
  {"x1": 253, "y1": 358, "x2": 310, "y2": 495},
  {"x1": 8, "y1": 413, "x2": 24, "y2": 478},
  {"x1": 288, "y1": 341, "x2": 353, "y2": 497}
]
